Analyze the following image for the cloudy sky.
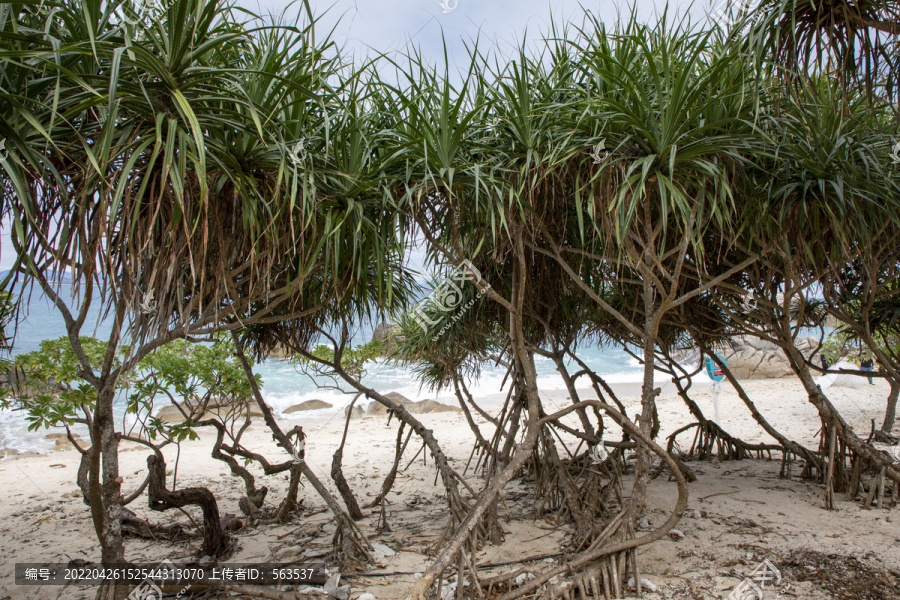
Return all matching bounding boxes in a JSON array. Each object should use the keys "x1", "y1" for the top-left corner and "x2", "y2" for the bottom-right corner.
[
  {"x1": 1, "y1": 0, "x2": 717, "y2": 272},
  {"x1": 250, "y1": 0, "x2": 711, "y2": 69}
]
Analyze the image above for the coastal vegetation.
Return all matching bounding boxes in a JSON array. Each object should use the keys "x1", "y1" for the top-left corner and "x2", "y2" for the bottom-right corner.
[{"x1": 1, "y1": 0, "x2": 899, "y2": 599}]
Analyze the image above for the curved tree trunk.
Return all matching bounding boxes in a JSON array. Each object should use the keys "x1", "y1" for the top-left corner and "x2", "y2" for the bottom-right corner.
[
  {"x1": 203, "y1": 419, "x2": 269, "y2": 512},
  {"x1": 332, "y1": 397, "x2": 364, "y2": 520},
  {"x1": 230, "y1": 333, "x2": 371, "y2": 565},
  {"x1": 147, "y1": 454, "x2": 230, "y2": 557}
]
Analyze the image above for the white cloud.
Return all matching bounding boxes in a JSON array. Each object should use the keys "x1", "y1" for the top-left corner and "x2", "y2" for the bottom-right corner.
[{"x1": 241, "y1": 0, "x2": 706, "y2": 69}]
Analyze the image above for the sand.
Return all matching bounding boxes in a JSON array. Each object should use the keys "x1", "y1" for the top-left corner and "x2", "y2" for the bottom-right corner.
[{"x1": 0, "y1": 378, "x2": 897, "y2": 599}]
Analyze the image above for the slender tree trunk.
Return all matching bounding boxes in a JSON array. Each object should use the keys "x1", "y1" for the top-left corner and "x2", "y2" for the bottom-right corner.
[
  {"x1": 405, "y1": 231, "x2": 543, "y2": 600},
  {"x1": 405, "y1": 353, "x2": 543, "y2": 600},
  {"x1": 92, "y1": 385, "x2": 127, "y2": 600},
  {"x1": 629, "y1": 275, "x2": 661, "y2": 520},
  {"x1": 332, "y1": 398, "x2": 364, "y2": 520},
  {"x1": 551, "y1": 353, "x2": 596, "y2": 440},
  {"x1": 451, "y1": 374, "x2": 494, "y2": 454},
  {"x1": 704, "y1": 347, "x2": 821, "y2": 468},
  {"x1": 881, "y1": 379, "x2": 899, "y2": 434}
]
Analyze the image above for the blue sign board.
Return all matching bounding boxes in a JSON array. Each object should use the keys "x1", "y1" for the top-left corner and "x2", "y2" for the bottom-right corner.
[{"x1": 705, "y1": 354, "x2": 727, "y2": 382}]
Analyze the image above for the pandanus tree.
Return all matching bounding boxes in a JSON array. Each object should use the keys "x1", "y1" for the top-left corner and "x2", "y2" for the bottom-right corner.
[
  {"x1": 760, "y1": 88, "x2": 900, "y2": 491},
  {"x1": 0, "y1": 0, "x2": 897, "y2": 599},
  {"x1": 0, "y1": 0, "x2": 382, "y2": 597},
  {"x1": 379, "y1": 13, "x2": 769, "y2": 598},
  {"x1": 387, "y1": 46, "x2": 573, "y2": 598},
  {"x1": 751, "y1": 0, "x2": 900, "y2": 107},
  {"x1": 529, "y1": 15, "x2": 766, "y2": 524},
  {"x1": 691, "y1": 77, "x2": 900, "y2": 507}
]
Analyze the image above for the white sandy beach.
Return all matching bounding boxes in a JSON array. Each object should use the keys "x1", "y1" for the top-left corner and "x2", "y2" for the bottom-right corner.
[{"x1": 0, "y1": 378, "x2": 897, "y2": 599}]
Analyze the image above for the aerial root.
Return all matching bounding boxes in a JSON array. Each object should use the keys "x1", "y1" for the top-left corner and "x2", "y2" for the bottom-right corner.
[
  {"x1": 332, "y1": 511, "x2": 372, "y2": 570},
  {"x1": 428, "y1": 483, "x2": 503, "y2": 556},
  {"x1": 527, "y1": 430, "x2": 627, "y2": 535},
  {"x1": 666, "y1": 420, "x2": 780, "y2": 464},
  {"x1": 120, "y1": 508, "x2": 186, "y2": 541},
  {"x1": 485, "y1": 512, "x2": 638, "y2": 600},
  {"x1": 544, "y1": 551, "x2": 636, "y2": 600},
  {"x1": 367, "y1": 422, "x2": 412, "y2": 509}
]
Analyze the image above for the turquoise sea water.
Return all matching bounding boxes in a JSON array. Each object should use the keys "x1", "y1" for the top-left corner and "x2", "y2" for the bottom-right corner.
[{"x1": 0, "y1": 283, "x2": 645, "y2": 453}]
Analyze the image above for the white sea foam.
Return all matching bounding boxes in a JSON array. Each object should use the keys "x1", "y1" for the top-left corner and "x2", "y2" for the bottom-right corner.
[{"x1": 0, "y1": 288, "x2": 647, "y2": 451}]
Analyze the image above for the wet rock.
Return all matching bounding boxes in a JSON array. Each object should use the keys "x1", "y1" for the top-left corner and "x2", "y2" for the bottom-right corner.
[
  {"x1": 372, "y1": 322, "x2": 400, "y2": 342},
  {"x1": 367, "y1": 394, "x2": 459, "y2": 416},
  {"x1": 722, "y1": 336, "x2": 818, "y2": 379},
  {"x1": 344, "y1": 405, "x2": 365, "y2": 420},
  {"x1": 372, "y1": 322, "x2": 402, "y2": 355},
  {"x1": 284, "y1": 400, "x2": 333, "y2": 413},
  {"x1": 266, "y1": 343, "x2": 295, "y2": 359},
  {"x1": 156, "y1": 399, "x2": 266, "y2": 423},
  {"x1": 54, "y1": 437, "x2": 87, "y2": 451},
  {"x1": 411, "y1": 399, "x2": 460, "y2": 414},
  {"x1": 367, "y1": 392, "x2": 412, "y2": 416}
]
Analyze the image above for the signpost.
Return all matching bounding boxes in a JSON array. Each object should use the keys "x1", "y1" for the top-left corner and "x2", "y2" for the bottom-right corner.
[{"x1": 704, "y1": 354, "x2": 727, "y2": 425}]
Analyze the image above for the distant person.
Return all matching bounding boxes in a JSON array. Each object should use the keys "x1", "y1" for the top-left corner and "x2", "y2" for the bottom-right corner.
[
  {"x1": 821, "y1": 355, "x2": 830, "y2": 371},
  {"x1": 860, "y1": 358, "x2": 874, "y2": 384}
]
